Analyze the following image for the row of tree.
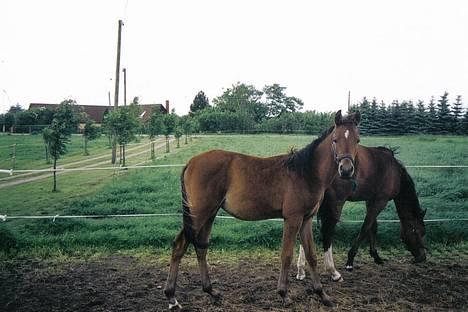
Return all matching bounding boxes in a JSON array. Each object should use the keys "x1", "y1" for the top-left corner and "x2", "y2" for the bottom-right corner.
[{"x1": 349, "y1": 92, "x2": 468, "y2": 135}]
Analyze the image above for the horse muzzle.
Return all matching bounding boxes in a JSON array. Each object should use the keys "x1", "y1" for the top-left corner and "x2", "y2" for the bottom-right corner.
[{"x1": 337, "y1": 156, "x2": 355, "y2": 179}]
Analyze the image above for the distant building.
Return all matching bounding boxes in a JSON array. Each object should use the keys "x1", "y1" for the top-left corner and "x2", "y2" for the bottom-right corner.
[{"x1": 28, "y1": 101, "x2": 169, "y2": 125}]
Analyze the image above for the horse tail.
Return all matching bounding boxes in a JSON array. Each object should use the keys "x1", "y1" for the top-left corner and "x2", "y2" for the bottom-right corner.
[
  {"x1": 181, "y1": 165, "x2": 209, "y2": 249},
  {"x1": 395, "y1": 163, "x2": 425, "y2": 218}
]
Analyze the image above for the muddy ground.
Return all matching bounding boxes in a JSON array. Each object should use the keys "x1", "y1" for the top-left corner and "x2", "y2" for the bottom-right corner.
[{"x1": 1, "y1": 252, "x2": 466, "y2": 311}]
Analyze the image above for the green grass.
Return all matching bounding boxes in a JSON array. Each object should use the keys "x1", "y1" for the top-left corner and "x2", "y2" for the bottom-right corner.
[{"x1": 0, "y1": 134, "x2": 467, "y2": 259}]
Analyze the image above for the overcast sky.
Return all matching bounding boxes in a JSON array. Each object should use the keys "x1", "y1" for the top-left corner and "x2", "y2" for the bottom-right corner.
[{"x1": 1, "y1": 0, "x2": 467, "y2": 114}]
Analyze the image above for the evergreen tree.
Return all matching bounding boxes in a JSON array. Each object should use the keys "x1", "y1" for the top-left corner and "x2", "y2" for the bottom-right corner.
[
  {"x1": 426, "y1": 96, "x2": 438, "y2": 134},
  {"x1": 435, "y1": 92, "x2": 452, "y2": 134},
  {"x1": 462, "y1": 109, "x2": 468, "y2": 135},
  {"x1": 377, "y1": 101, "x2": 391, "y2": 135},
  {"x1": 357, "y1": 97, "x2": 371, "y2": 134},
  {"x1": 367, "y1": 97, "x2": 379, "y2": 134},
  {"x1": 415, "y1": 100, "x2": 427, "y2": 133},
  {"x1": 190, "y1": 91, "x2": 210, "y2": 115},
  {"x1": 451, "y1": 95, "x2": 463, "y2": 134}
]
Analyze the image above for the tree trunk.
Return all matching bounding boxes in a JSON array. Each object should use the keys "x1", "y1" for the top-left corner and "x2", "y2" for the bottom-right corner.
[
  {"x1": 177, "y1": 137, "x2": 180, "y2": 148},
  {"x1": 165, "y1": 135, "x2": 170, "y2": 153},
  {"x1": 151, "y1": 142, "x2": 155, "y2": 160},
  {"x1": 111, "y1": 136, "x2": 117, "y2": 164},
  {"x1": 185, "y1": 134, "x2": 188, "y2": 144},
  {"x1": 53, "y1": 158, "x2": 57, "y2": 192}
]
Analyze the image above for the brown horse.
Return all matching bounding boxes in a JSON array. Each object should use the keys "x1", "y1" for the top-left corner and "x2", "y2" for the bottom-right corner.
[
  {"x1": 164, "y1": 111, "x2": 361, "y2": 309},
  {"x1": 296, "y1": 145, "x2": 426, "y2": 282}
]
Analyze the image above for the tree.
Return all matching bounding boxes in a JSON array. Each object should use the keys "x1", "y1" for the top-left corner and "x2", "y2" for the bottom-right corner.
[
  {"x1": 83, "y1": 118, "x2": 100, "y2": 155},
  {"x1": 174, "y1": 126, "x2": 183, "y2": 148},
  {"x1": 103, "y1": 106, "x2": 139, "y2": 166},
  {"x1": 42, "y1": 127, "x2": 52, "y2": 164},
  {"x1": 180, "y1": 115, "x2": 193, "y2": 144},
  {"x1": 41, "y1": 101, "x2": 78, "y2": 192},
  {"x1": 426, "y1": 96, "x2": 438, "y2": 134},
  {"x1": 263, "y1": 84, "x2": 303, "y2": 118},
  {"x1": 435, "y1": 91, "x2": 451, "y2": 134},
  {"x1": 213, "y1": 82, "x2": 266, "y2": 123},
  {"x1": 147, "y1": 111, "x2": 164, "y2": 159},
  {"x1": 415, "y1": 100, "x2": 427, "y2": 133},
  {"x1": 451, "y1": 95, "x2": 463, "y2": 134},
  {"x1": 162, "y1": 113, "x2": 177, "y2": 153},
  {"x1": 190, "y1": 91, "x2": 210, "y2": 115}
]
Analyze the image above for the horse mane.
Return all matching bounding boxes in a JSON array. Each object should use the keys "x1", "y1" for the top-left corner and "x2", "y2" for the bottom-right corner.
[
  {"x1": 283, "y1": 126, "x2": 334, "y2": 178},
  {"x1": 396, "y1": 161, "x2": 425, "y2": 219},
  {"x1": 375, "y1": 145, "x2": 400, "y2": 156}
]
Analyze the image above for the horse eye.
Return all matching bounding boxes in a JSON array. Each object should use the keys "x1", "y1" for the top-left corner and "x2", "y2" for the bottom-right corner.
[{"x1": 333, "y1": 139, "x2": 337, "y2": 143}]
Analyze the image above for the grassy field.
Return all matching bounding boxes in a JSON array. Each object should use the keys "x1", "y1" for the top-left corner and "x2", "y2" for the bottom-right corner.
[{"x1": 0, "y1": 133, "x2": 467, "y2": 259}]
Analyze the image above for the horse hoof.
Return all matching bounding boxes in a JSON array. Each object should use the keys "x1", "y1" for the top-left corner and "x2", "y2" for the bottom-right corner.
[
  {"x1": 331, "y1": 274, "x2": 344, "y2": 282},
  {"x1": 168, "y1": 298, "x2": 182, "y2": 310},
  {"x1": 296, "y1": 273, "x2": 306, "y2": 281},
  {"x1": 345, "y1": 265, "x2": 353, "y2": 271}
]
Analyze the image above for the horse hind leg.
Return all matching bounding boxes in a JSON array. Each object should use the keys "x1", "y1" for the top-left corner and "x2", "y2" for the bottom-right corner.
[
  {"x1": 164, "y1": 230, "x2": 189, "y2": 310},
  {"x1": 195, "y1": 215, "x2": 222, "y2": 300}
]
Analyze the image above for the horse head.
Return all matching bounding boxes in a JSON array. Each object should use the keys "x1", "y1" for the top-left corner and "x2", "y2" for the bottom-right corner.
[
  {"x1": 332, "y1": 110, "x2": 361, "y2": 179},
  {"x1": 401, "y1": 207, "x2": 427, "y2": 263}
]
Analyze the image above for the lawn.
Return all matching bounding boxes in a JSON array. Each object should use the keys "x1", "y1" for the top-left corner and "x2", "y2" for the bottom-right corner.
[{"x1": 0, "y1": 134, "x2": 467, "y2": 259}]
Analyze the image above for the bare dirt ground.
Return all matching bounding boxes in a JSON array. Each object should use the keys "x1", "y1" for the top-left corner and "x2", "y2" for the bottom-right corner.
[{"x1": 1, "y1": 252, "x2": 466, "y2": 311}]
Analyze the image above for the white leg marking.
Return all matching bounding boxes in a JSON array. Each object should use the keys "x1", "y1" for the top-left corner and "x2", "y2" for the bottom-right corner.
[
  {"x1": 296, "y1": 245, "x2": 306, "y2": 280},
  {"x1": 168, "y1": 298, "x2": 182, "y2": 310},
  {"x1": 324, "y1": 245, "x2": 343, "y2": 282}
]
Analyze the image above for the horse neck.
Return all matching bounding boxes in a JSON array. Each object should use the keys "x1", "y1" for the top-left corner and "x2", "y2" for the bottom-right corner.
[{"x1": 311, "y1": 134, "x2": 337, "y2": 186}]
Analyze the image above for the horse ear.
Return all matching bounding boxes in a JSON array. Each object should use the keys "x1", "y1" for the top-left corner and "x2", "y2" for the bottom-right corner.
[
  {"x1": 334, "y1": 110, "x2": 342, "y2": 125},
  {"x1": 353, "y1": 111, "x2": 361, "y2": 125}
]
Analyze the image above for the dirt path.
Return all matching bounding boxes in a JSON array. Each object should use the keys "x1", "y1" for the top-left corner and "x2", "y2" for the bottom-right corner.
[
  {"x1": 0, "y1": 138, "x2": 173, "y2": 189},
  {"x1": 0, "y1": 253, "x2": 466, "y2": 311}
]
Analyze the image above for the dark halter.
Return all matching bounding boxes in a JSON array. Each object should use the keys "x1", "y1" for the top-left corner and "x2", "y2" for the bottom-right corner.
[{"x1": 331, "y1": 141, "x2": 355, "y2": 167}]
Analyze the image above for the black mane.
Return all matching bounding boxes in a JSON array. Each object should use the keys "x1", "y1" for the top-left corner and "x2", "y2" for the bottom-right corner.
[{"x1": 283, "y1": 126, "x2": 334, "y2": 178}]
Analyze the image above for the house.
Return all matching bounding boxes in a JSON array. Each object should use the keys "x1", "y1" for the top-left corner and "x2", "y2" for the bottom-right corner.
[{"x1": 28, "y1": 101, "x2": 169, "y2": 125}]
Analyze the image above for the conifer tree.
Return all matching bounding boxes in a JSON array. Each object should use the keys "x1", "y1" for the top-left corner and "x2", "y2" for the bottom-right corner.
[
  {"x1": 415, "y1": 100, "x2": 427, "y2": 133},
  {"x1": 451, "y1": 95, "x2": 463, "y2": 134},
  {"x1": 435, "y1": 92, "x2": 452, "y2": 134},
  {"x1": 426, "y1": 96, "x2": 438, "y2": 134}
]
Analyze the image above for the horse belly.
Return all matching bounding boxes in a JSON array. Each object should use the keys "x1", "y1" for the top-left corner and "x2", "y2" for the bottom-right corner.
[{"x1": 223, "y1": 195, "x2": 282, "y2": 221}]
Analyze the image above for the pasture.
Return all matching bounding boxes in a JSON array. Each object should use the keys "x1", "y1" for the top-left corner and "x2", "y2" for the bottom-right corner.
[{"x1": 0, "y1": 133, "x2": 467, "y2": 311}]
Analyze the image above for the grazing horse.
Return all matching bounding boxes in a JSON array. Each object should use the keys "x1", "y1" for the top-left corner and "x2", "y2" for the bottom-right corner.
[
  {"x1": 296, "y1": 146, "x2": 426, "y2": 282},
  {"x1": 164, "y1": 111, "x2": 361, "y2": 309}
]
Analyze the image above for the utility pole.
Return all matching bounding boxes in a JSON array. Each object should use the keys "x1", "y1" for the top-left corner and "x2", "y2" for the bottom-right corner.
[
  {"x1": 123, "y1": 68, "x2": 127, "y2": 106},
  {"x1": 347, "y1": 90, "x2": 351, "y2": 112},
  {"x1": 112, "y1": 19, "x2": 123, "y2": 164},
  {"x1": 108, "y1": 91, "x2": 111, "y2": 106}
]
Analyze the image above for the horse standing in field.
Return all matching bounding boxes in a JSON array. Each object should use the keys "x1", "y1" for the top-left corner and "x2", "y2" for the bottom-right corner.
[
  {"x1": 164, "y1": 111, "x2": 361, "y2": 309},
  {"x1": 296, "y1": 146, "x2": 427, "y2": 282}
]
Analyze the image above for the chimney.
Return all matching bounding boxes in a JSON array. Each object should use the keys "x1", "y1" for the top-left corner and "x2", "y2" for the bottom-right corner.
[{"x1": 165, "y1": 100, "x2": 170, "y2": 114}]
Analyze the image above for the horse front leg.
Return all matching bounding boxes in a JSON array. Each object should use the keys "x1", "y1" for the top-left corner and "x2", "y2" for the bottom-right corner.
[
  {"x1": 277, "y1": 216, "x2": 302, "y2": 303},
  {"x1": 369, "y1": 220, "x2": 384, "y2": 264},
  {"x1": 299, "y1": 217, "x2": 334, "y2": 307},
  {"x1": 321, "y1": 201, "x2": 345, "y2": 282}
]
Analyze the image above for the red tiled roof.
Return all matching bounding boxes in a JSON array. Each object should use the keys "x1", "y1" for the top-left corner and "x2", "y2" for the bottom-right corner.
[{"x1": 28, "y1": 103, "x2": 167, "y2": 123}]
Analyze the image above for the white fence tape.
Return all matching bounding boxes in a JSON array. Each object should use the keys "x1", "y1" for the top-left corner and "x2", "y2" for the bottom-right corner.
[
  {"x1": 0, "y1": 213, "x2": 467, "y2": 223},
  {"x1": 1, "y1": 164, "x2": 467, "y2": 175}
]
